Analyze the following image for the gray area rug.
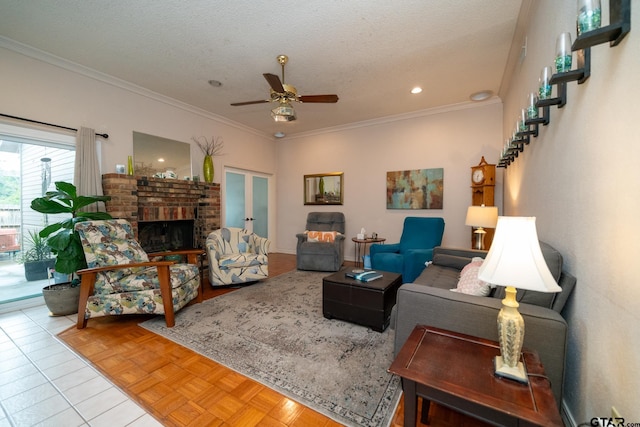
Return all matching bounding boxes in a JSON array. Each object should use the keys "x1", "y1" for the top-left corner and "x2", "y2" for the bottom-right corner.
[{"x1": 140, "y1": 270, "x2": 401, "y2": 426}]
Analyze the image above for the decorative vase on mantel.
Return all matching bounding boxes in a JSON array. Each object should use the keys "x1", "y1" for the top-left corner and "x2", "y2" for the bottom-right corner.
[{"x1": 203, "y1": 154, "x2": 214, "y2": 183}]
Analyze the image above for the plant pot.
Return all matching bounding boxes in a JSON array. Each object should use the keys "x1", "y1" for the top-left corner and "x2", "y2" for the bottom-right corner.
[
  {"x1": 42, "y1": 282, "x2": 80, "y2": 316},
  {"x1": 53, "y1": 271, "x2": 71, "y2": 284},
  {"x1": 24, "y1": 259, "x2": 56, "y2": 281}
]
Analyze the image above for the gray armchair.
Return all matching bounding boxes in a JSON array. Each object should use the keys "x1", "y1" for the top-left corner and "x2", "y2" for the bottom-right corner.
[{"x1": 296, "y1": 212, "x2": 345, "y2": 271}]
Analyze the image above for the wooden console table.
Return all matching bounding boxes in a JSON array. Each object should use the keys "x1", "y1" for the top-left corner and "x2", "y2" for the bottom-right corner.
[{"x1": 388, "y1": 325, "x2": 562, "y2": 426}]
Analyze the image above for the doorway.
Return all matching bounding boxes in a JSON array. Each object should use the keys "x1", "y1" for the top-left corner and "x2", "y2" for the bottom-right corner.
[{"x1": 224, "y1": 168, "x2": 271, "y2": 238}]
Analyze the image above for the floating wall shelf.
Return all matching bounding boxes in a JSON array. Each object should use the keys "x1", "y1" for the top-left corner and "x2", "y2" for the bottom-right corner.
[
  {"x1": 517, "y1": 125, "x2": 539, "y2": 139},
  {"x1": 536, "y1": 83, "x2": 567, "y2": 109},
  {"x1": 572, "y1": 0, "x2": 630, "y2": 49},
  {"x1": 498, "y1": 0, "x2": 630, "y2": 169},
  {"x1": 526, "y1": 106, "x2": 551, "y2": 127},
  {"x1": 550, "y1": 48, "x2": 591, "y2": 85}
]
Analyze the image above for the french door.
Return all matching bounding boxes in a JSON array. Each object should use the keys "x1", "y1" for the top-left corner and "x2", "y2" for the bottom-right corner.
[{"x1": 224, "y1": 168, "x2": 270, "y2": 238}]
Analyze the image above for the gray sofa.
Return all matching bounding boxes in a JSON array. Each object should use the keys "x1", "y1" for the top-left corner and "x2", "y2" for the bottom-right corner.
[{"x1": 392, "y1": 243, "x2": 576, "y2": 405}]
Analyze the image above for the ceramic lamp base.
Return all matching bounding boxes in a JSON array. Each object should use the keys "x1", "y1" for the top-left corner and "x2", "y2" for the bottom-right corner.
[
  {"x1": 495, "y1": 286, "x2": 528, "y2": 383},
  {"x1": 494, "y1": 355, "x2": 528, "y2": 383}
]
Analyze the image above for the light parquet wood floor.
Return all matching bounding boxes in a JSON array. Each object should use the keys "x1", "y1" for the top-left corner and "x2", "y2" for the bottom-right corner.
[{"x1": 58, "y1": 253, "x2": 488, "y2": 426}]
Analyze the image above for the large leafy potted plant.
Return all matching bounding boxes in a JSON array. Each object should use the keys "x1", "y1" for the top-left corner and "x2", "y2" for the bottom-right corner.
[
  {"x1": 30, "y1": 181, "x2": 112, "y2": 315},
  {"x1": 18, "y1": 230, "x2": 55, "y2": 281}
]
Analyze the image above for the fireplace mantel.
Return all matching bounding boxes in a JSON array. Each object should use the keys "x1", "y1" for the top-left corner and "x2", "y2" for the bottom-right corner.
[{"x1": 102, "y1": 174, "x2": 220, "y2": 249}]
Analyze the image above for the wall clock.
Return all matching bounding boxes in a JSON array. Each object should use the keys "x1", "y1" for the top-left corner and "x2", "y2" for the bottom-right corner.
[
  {"x1": 472, "y1": 168, "x2": 485, "y2": 185},
  {"x1": 471, "y1": 156, "x2": 495, "y2": 187}
]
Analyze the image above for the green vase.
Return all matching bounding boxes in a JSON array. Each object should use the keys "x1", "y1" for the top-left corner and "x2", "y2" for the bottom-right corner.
[
  {"x1": 203, "y1": 155, "x2": 214, "y2": 183},
  {"x1": 127, "y1": 155, "x2": 134, "y2": 176}
]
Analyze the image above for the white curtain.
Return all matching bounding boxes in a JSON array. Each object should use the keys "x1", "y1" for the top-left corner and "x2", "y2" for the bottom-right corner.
[{"x1": 74, "y1": 127, "x2": 104, "y2": 212}]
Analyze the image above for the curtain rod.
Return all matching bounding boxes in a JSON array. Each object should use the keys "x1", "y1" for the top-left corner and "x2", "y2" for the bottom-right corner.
[{"x1": 0, "y1": 113, "x2": 109, "y2": 139}]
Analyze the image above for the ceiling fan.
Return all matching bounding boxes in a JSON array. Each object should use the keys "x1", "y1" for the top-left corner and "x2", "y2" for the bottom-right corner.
[{"x1": 231, "y1": 55, "x2": 339, "y2": 122}]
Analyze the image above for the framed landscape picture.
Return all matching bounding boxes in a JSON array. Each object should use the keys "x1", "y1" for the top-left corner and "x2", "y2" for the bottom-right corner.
[{"x1": 386, "y1": 168, "x2": 443, "y2": 209}]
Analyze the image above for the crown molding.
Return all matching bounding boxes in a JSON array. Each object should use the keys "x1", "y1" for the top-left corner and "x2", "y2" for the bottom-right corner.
[
  {"x1": 0, "y1": 36, "x2": 269, "y2": 139},
  {"x1": 285, "y1": 97, "x2": 502, "y2": 140},
  {"x1": 2, "y1": 36, "x2": 503, "y2": 142}
]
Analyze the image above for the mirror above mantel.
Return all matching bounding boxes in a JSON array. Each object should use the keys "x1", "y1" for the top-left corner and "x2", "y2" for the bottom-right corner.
[{"x1": 132, "y1": 131, "x2": 192, "y2": 179}]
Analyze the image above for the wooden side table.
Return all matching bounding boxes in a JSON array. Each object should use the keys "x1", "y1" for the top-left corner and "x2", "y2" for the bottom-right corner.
[
  {"x1": 388, "y1": 325, "x2": 562, "y2": 427},
  {"x1": 352, "y1": 237, "x2": 385, "y2": 267}
]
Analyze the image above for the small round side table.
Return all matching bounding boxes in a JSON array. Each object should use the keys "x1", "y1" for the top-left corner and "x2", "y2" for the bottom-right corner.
[{"x1": 352, "y1": 237, "x2": 386, "y2": 268}]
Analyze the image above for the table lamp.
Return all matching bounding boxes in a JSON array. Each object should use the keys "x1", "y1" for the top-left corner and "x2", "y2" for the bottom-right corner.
[
  {"x1": 465, "y1": 205, "x2": 498, "y2": 250},
  {"x1": 477, "y1": 216, "x2": 561, "y2": 383}
]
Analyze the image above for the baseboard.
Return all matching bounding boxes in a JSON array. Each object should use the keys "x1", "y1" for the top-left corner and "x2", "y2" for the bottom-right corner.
[
  {"x1": 0, "y1": 295, "x2": 45, "y2": 314},
  {"x1": 273, "y1": 248, "x2": 357, "y2": 263},
  {"x1": 562, "y1": 399, "x2": 578, "y2": 427}
]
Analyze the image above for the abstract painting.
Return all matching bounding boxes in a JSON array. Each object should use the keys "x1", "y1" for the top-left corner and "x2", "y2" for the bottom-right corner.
[{"x1": 386, "y1": 168, "x2": 443, "y2": 209}]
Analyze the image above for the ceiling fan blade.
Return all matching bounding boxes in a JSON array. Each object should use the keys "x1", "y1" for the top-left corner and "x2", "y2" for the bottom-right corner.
[
  {"x1": 298, "y1": 94, "x2": 339, "y2": 103},
  {"x1": 263, "y1": 73, "x2": 285, "y2": 93},
  {"x1": 230, "y1": 100, "x2": 270, "y2": 106}
]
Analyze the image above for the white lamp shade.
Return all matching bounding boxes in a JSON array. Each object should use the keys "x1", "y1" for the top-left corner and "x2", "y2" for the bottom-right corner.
[
  {"x1": 478, "y1": 216, "x2": 561, "y2": 293},
  {"x1": 465, "y1": 205, "x2": 498, "y2": 228}
]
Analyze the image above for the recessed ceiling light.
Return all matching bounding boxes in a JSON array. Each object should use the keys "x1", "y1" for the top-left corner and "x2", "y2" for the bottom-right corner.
[
  {"x1": 470, "y1": 90, "x2": 493, "y2": 101},
  {"x1": 411, "y1": 87, "x2": 423, "y2": 94},
  {"x1": 274, "y1": 132, "x2": 286, "y2": 138},
  {"x1": 158, "y1": 158, "x2": 165, "y2": 162},
  {"x1": 208, "y1": 80, "x2": 222, "y2": 87}
]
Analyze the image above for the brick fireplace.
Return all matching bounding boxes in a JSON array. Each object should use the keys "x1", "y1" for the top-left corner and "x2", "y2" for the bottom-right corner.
[{"x1": 102, "y1": 174, "x2": 220, "y2": 250}]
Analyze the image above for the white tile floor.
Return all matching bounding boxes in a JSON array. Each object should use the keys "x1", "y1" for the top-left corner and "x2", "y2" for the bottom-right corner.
[{"x1": 0, "y1": 304, "x2": 162, "y2": 427}]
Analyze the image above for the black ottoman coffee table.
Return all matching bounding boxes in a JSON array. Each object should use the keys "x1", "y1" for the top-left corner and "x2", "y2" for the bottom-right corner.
[{"x1": 322, "y1": 268, "x2": 402, "y2": 332}]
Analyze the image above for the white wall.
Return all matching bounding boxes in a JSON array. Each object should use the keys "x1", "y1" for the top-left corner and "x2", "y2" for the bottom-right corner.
[
  {"x1": 275, "y1": 102, "x2": 504, "y2": 259},
  {"x1": 1, "y1": 45, "x2": 278, "y2": 243},
  {"x1": 500, "y1": 0, "x2": 639, "y2": 423}
]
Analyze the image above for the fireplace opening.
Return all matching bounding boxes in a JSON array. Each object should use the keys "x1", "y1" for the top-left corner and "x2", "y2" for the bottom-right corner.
[{"x1": 138, "y1": 220, "x2": 195, "y2": 253}]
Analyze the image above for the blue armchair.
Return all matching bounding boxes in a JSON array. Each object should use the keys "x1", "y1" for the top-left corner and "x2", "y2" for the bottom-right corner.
[{"x1": 370, "y1": 217, "x2": 445, "y2": 282}]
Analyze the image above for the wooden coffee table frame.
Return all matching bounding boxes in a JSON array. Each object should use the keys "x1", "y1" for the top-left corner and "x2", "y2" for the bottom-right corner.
[{"x1": 388, "y1": 325, "x2": 563, "y2": 426}]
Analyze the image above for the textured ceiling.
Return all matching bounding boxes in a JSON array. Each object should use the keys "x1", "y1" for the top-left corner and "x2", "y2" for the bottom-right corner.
[{"x1": 0, "y1": 1, "x2": 523, "y2": 137}]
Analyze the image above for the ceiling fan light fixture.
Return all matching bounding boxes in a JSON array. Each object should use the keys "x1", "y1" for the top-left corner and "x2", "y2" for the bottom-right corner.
[
  {"x1": 232, "y1": 55, "x2": 337, "y2": 122},
  {"x1": 271, "y1": 101, "x2": 296, "y2": 122}
]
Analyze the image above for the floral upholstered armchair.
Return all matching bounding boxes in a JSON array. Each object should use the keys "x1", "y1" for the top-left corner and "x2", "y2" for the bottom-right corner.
[
  {"x1": 74, "y1": 219, "x2": 202, "y2": 329},
  {"x1": 206, "y1": 227, "x2": 270, "y2": 286}
]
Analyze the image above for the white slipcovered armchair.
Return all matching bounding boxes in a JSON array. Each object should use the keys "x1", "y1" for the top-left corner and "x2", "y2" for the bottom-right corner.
[{"x1": 206, "y1": 227, "x2": 270, "y2": 286}]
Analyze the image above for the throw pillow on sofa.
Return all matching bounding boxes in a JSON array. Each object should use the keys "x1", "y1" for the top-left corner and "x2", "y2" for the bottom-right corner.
[{"x1": 451, "y1": 257, "x2": 491, "y2": 296}]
